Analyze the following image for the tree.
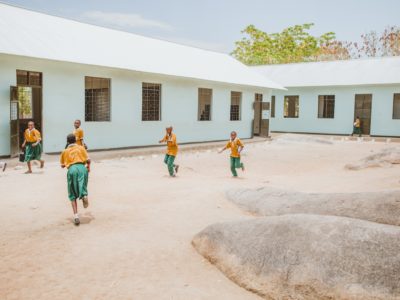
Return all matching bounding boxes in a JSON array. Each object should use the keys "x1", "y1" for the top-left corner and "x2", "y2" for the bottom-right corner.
[
  {"x1": 232, "y1": 23, "x2": 348, "y2": 65},
  {"x1": 353, "y1": 26, "x2": 400, "y2": 58},
  {"x1": 232, "y1": 25, "x2": 400, "y2": 65}
]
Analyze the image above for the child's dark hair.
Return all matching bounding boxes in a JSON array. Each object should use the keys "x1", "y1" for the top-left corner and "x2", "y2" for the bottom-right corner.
[{"x1": 65, "y1": 134, "x2": 77, "y2": 149}]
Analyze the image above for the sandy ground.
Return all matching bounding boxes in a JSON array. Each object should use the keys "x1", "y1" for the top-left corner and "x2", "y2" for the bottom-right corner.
[{"x1": 1, "y1": 136, "x2": 399, "y2": 300}]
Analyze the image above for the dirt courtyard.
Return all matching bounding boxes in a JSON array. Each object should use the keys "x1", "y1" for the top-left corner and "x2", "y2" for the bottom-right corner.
[{"x1": 1, "y1": 135, "x2": 399, "y2": 300}]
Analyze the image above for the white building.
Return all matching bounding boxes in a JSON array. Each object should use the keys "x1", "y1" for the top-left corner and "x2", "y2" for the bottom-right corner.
[
  {"x1": 254, "y1": 57, "x2": 400, "y2": 137},
  {"x1": 0, "y1": 3, "x2": 283, "y2": 157}
]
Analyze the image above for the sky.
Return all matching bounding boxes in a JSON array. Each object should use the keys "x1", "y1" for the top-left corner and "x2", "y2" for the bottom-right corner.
[{"x1": 2, "y1": 0, "x2": 399, "y2": 53}]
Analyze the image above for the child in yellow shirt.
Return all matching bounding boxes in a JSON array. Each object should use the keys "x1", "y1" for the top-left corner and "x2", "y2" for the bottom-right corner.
[
  {"x1": 73, "y1": 119, "x2": 85, "y2": 147},
  {"x1": 22, "y1": 121, "x2": 44, "y2": 174},
  {"x1": 352, "y1": 116, "x2": 362, "y2": 137},
  {"x1": 219, "y1": 131, "x2": 245, "y2": 177},
  {"x1": 60, "y1": 134, "x2": 91, "y2": 225},
  {"x1": 159, "y1": 126, "x2": 179, "y2": 177}
]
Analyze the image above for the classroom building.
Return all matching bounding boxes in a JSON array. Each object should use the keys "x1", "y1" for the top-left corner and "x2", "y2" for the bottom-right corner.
[
  {"x1": 0, "y1": 3, "x2": 283, "y2": 157},
  {"x1": 254, "y1": 57, "x2": 400, "y2": 137}
]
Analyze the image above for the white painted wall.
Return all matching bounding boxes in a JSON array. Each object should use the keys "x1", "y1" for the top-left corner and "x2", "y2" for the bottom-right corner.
[
  {"x1": 270, "y1": 85, "x2": 400, "y2": 136},
  {"x1": 0, "y1": 54, "x2": 269, "y2": 156}
]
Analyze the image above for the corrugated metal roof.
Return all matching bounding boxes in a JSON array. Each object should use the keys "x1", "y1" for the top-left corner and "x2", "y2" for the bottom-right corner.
[
  {"x1": 253, "y1": 56, "x2": 400, "y2": 87},
  {"x1": 0, "y1": 3, "x2": 284, "y2": 90}
]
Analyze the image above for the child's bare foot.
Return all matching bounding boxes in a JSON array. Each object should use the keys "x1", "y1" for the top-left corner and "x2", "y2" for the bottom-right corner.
[
  {"x1": 82, "y1": 196, "x2": 89, "y2": 208},
  {"x1": 175, "y1": 165, "x2": 179, "y2": 174},
  {"x1": 40, "y1": 161, "x2": 45, "y2": 168},
  {"x1": 24, "y1": 170, "x2": 32, "y2": 174}
]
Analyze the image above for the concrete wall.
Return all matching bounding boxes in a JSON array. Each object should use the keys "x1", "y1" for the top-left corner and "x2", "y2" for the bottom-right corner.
[
  {"x1": 270, "y1": 85, "x2": 400, "y2": 136},
  {"x1": 0, "y1": 54, "x2": 270, "y2": 156}
]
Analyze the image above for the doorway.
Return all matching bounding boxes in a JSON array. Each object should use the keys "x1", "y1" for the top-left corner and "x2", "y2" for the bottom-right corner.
[
  {"x1": 253, "y1": 93, "x2": 270, "y2": 137},
  {"x1": 10, "y1": 70, "x2": 43, "y2": 156},
  {"x1": 354, "y1": 94, "x2": 372, "y2": 135}
]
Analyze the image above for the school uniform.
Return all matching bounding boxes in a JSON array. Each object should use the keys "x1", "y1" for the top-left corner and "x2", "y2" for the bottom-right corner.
[
  {"x1": 24, "y1": 128, "x2": 42, "y2": 162},
  {"x1": 226, "y1": 138, "x2": 244, "y2": 176},
  {"x1": 60, "y1": 144, "x2": 89, "y2": 201},
  {"x1": 74, "y1": 127, "x2": 84, "y2": 146},
  {"x1": 161, "y1": 133, "x2": 178, "y2": 176},
  {"x1": 353, "y1": 119, "x2": 361, "y2": 136}
]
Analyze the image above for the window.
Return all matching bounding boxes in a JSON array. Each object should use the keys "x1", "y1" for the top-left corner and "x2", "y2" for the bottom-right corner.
[
  {"x1": 393, "y1": 94, "x2": 400, "y2": 119},
  {"x1": 16, "y1": 70, "x2": 42, "y2": 86},
  {"x1": 85, "y1": 76, "x2": 111, "y2": 122},
  {"x1": 142, "y1": 83, "x2": 161, "y2": 121},
  {"x1": 318, "y1": 95, "x2": 335, "y2": 118},
  {"x1": 284, "y1": 96, "x2": 299, "y2": 118},
  {"x1": 271, "y1": 95, "x2": 276, "y2": 118},
  {"x1": 198, "y1": 88, "x2": 212, "y2": 121},
  {"x1": 230, "y1": 91, "x2": 242, "y2": 121}
]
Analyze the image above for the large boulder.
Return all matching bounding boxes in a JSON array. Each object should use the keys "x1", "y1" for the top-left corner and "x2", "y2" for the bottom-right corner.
[
  {"x1": 226, "y1": 187, "x2": 400, "y2": 226},
  {"x1": 192, "y1": 214, "x2": 400, "y2": 300}
]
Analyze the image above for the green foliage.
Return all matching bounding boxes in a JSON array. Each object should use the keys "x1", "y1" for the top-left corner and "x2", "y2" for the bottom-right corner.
[
  {"x1": 18, "y1": 86, "x2": 33, "y2": 119},
  {"x1": 232, "y1": 23, "x2": 342, "y2": 65}
]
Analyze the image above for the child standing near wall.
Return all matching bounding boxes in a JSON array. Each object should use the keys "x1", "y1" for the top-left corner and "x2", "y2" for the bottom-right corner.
[
  {"x1": 219, "y1": 131, "x2": 245, "y2": 177},
  {"x1": 22, "y1": 121, "x2": 44, "y2": 174},
  {"x1": 159, "y1": 126, "x2": 179, "y2": 177},
  {"x1": 60, "y1": 134, "x2": 91, "y2": 226},
  {"x1": 352, "y1": 116, "x2": 362, "y2": 137},
  {"x1": 73, "y1": 119, "x2": 85, "y2": 147}
]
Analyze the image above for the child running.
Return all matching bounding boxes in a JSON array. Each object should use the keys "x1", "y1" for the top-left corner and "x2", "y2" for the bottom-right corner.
[
  {"x1": 73, "y1": 119, "x2": 85, "y2": 147},
  {"x1": 159, "y1": 126, "x2": 179, "y2": 177},
  {"x1": 60, "y1": 134, "x2": 91, "y2": 226},
  {"x1": 22, "y1": 121, "x2": 44, "y2": 174},
  {"x1": 219, "y1": 131, "x2": 245, "y2": 177}
]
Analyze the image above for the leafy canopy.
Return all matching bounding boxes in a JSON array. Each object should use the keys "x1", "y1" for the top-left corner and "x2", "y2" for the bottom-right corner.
[{"x1": 232, "y1": 23, "x2": 347, "y2": 65}]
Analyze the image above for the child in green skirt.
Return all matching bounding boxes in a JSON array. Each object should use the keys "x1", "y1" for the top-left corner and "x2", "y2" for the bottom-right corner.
[
  {"x1": 219, "y1": 131, "x2": 245, "y2": 177},
  {"x1": 22, "y1": 121, "x2": 44, "y2": 174},
  {"x1": 60, "y1": 134, "x2": 91, "y2": 225}
]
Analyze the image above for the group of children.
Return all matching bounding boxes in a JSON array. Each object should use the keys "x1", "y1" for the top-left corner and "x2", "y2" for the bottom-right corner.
[{"x1": 11, "y1": 121, "x2": 245, "y2": 225}]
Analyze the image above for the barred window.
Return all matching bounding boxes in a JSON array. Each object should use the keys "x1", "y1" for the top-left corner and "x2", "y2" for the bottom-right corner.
[
  {"x1": 393, "y1": 94, "x2": 400, "y2": 119},
  {"x1": 318, "y1": 95, "x2": 335, "y2": 118},
  {"x1": 17, "y1": 70, "x2": 42, "y2": 86},
  {"x1": 198, "y1": 88, "x2": 212, "y2": 121},
  {"x1": 271, "y1": 95, "x2": 276, "y2": 118},
  {"x1": 142, "y1": 83, "x2": 161, "y2": 121},
  {"x1": 284, "y1": 96, "x2": 299, "y2": 118},
  {"x1": 85, "y1": 76, "x2": 111, "y2": 122},
  {"x1": 230, "y1": 91, "x2": 242, "y2": 121}
]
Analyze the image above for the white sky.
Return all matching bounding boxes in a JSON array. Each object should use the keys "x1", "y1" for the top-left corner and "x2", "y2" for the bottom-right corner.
[{"x1": 2, "y1": 0, "x2": 399, "y2": 53}]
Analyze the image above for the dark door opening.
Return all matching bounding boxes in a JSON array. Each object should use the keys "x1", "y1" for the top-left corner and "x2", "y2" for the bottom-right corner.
[
  {"x1": 354, "y1": 94, "x2": 372, "y2": 135},
  {"x1": 15, "y1": 70, "x2": 43, "y2": 149},
  {"x1": 253, "y1": 93, "x2": 270, "y2": 137},
  {"x1": 10, "y1": 86, "x2": 19, "y2": 158}
]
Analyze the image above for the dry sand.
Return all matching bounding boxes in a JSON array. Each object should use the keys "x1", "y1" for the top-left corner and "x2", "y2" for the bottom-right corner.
[{"x1": 1, "y1": 135, "x2": 399, "y2": 300}]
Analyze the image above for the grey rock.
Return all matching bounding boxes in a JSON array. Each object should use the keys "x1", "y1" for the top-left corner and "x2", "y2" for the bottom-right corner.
[
  {"x1": 226, "y1": 187, "x2": 400, "y2": 226},
  {"x1": 192, "y1": 214, "x2": 400, "y2": 300}
]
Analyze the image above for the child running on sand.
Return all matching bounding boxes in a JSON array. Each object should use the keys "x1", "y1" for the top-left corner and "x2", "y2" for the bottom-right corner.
[
  {"x1": 73, "y1": 119, "x2": 85, "y2": 147},
  {"x1": 219, "y1": 131, "x2": 245, "y2": 177},
  {"x1": 60, "y1": 134, "x2": 91, "y2": 226},
  {"x1": 159, "y1": 126, "x2": 179, "y2": 177},
  {"x1": 22, "y1": 121, "x2": 44, "y2": 174}
]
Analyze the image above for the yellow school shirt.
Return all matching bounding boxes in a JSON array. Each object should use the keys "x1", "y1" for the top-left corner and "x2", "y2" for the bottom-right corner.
[
  {"x1": 74, "y1": 128, "x2": 84, "y2": 146},
  {"x1": 354, "y1": 119, "x2": 361, "y2": 128},
  {"x1": 24, "y1": 128, "x2": 41, "y2": 143},
  {"x1": 162, "y1": 133, "x2": 178, "y2": 156},
  {"x1": 60, "y1": 144, "x2": 89, "y2": 168},
  {"x1": 226, "y1": 138, "x2": 244, "y2": 158}
]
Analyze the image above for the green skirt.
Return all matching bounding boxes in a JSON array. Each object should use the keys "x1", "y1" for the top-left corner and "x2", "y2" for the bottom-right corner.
[
  {"x1": 24, "y1": 142, "x2": 42, "y2": 162},
  {"x1": 67, "y1": 163, "x2": 88, "y2": 201},
  {"x1": 353, "y1": 126, "x2": 361, "y2": 135}
]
